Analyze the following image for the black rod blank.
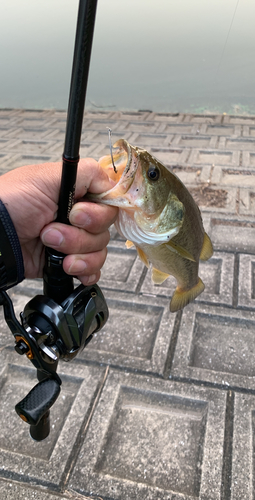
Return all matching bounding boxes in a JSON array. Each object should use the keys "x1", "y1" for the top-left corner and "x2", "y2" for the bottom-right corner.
[
  {"x1": 58, "y1": 0, "x2": 98, "y2": 224},
  {"x1": 44, "y1": 0, "x2": 98, "y2": 303}
]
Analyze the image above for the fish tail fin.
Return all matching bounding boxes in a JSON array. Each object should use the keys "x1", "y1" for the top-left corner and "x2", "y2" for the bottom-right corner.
[
  {"x1": 170, "y1": 278, "x2": 205, "y2": 313},
  {"x1": 200, "y1": 232, "x2": 213, "y2": 261}
]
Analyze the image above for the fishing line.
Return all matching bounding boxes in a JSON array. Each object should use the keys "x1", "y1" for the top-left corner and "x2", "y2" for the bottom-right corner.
[
  {"x1": 107, "y1": 127, "x2": 117, "y2": 173},
  {"x1": 216, "y1": 0, "x2": 240, "y2": 78}
]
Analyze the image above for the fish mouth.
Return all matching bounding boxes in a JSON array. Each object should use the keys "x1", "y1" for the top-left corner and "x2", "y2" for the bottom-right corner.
[{"x1": 91, "y1": 139, "x2": 139, "y2": 207}]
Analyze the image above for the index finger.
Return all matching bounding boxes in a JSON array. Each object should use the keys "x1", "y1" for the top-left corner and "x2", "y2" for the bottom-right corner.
[
  {"x1": 75, "y1": 158, "x2": 116, "y2": 199},
  {"x1": 69, "y1": 200, "x2": 118, "y2": 234}
]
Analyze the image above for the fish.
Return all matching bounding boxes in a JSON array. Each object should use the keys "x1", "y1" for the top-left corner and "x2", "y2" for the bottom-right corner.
[{"x1": 89, "y1": 139, "x2": 213, "y2": 312}]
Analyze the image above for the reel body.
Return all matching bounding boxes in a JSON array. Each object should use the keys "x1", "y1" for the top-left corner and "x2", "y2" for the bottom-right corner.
[{"x1": 0, "y1": 283, "x2": 108, "y2": 440}]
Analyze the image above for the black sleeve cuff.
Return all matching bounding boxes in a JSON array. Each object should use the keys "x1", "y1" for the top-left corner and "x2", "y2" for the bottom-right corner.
[{"x1": 0, "y1": 199, "x2": 25, "y2": 290}]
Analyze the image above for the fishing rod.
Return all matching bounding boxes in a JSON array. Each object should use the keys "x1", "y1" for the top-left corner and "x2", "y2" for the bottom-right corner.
[{"x1": 0, "y1": 0, "x2": 108, "y2": 441}]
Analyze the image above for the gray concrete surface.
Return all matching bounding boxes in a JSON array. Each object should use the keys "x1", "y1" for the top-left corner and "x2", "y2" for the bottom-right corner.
[{"x1": 0, "y1": 108, "x2": 255, "y2": 499}]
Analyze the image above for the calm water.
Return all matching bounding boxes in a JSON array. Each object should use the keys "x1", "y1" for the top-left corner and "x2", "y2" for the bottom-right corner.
[{"x1": 1, "y1": 0, "x2": 255, "y2": 114}]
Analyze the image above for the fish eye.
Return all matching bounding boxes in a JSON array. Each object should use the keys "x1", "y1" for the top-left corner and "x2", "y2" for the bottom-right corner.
[{"x1": 147, "y1": 165, "x2": 160, "y2": 181}]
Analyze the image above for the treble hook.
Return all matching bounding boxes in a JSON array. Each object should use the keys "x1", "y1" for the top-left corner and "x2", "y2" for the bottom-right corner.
[{"x1": 107, "y1": 128, "x2": 117, "y2": 174}]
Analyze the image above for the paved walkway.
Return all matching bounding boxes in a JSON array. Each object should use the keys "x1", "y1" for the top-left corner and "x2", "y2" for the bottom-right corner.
[{"x1": 0, "y1": 108, "x2": 255, "y2": 499}]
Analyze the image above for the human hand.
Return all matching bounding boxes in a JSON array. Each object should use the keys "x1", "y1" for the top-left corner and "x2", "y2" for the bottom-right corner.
[{"x1": 0, "y1": 159, "x2": 118, "y2": 285}]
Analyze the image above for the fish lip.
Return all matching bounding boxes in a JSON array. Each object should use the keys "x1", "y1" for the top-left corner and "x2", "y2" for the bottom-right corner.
[
  {"x1": 113, "y1": 138, "x2": 132, "y2": 172},
  {"x1": 112, "y1": 138, "x2": 137, "y2": 186},
  {"x1": 91, "y1": 139, "x2": 139, "y2": 205}
]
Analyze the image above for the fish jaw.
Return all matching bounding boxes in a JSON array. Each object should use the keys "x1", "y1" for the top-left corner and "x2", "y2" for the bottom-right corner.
[{"x1": 93, "y1": 139, "x2": 140, "y2": 207}]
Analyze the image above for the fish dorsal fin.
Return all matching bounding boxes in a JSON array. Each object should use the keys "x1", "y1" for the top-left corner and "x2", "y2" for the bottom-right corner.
[
  {"x1": 200, "y1": 232, "x2": 213, "y2": 261},
  {"x1": 165, "y1": 240, "x2": 196, "y2": 262},
  {"x1": 170, "y1": 278, "x2": 205, "y2": 312},
  {"x1": 125, "y1": 240, "x2": 135, "y2": 249},
  {"x1": 136, "y1": 247, "x2": 150, "y2": 267},
  {"x1": 152, "y1": 267, "x2": 170, "y2": 284}
]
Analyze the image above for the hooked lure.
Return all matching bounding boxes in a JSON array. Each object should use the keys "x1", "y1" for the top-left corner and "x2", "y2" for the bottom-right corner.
[{"x1": 107, "y1": 128, "x2": 117, "y2": 173}]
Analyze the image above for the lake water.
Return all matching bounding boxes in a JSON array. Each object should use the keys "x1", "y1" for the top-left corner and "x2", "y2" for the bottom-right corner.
[{"x1": 1, "y1": 0, "x2": 255, "y2": 114}]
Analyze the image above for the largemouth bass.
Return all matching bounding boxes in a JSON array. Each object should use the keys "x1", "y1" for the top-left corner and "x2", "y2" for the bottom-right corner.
[{"x1": 90, "y1": 139, "x2": 213, "y2": 312}]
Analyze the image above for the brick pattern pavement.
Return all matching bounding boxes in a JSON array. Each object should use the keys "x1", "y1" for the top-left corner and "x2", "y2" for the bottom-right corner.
[{"x1": 0, "y1": 109, "x2": 255, "y2": 499}]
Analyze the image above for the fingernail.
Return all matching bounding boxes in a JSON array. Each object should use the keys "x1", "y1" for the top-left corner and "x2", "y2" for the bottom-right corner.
[
  {"x1": 69, "y1": 208, "x2": 91, "y2": 228},
  {"x1": 83, "y1": 274, "x2": 97, "y2": 284},
  {"x1": 68, "y1": 259, "x2": 87, "y2": 274},
  {"x1": 41, "y1": 228, "x2": 64, "y2": 246}
]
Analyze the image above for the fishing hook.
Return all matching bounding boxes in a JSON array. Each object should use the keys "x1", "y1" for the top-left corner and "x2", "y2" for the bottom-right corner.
[{"x1": 107, "y1": 127, "x2": 117, "y2": 173}]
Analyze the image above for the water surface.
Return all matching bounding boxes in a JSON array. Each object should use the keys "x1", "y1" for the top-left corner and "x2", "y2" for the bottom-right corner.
[{"x1": 0, "y1": 0, "x2": 255, "y2": 113}]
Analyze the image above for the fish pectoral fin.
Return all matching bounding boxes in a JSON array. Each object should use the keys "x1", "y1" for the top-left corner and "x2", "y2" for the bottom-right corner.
[
  {"x1": 152, "y1": 268, "x2": 170, "y2": 284},
  {"x1": 136, "y1": 247, "x2": 150, "y2": 267},
  {"x1": 170, "y1": 278, "x2": 205, "y2": 312},
  {"x1": 200, "y1": 232, "x2": 213, "y2": 261},
  {"x1": 125, "y1": 240, "x2": 135, "y2": 249},
  {"x1": 165, "y1": 241, "x2": 196, "y2": 262}
]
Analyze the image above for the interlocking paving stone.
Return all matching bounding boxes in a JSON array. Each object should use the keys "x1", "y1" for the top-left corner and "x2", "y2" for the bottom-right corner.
[
  {"x1": 158, "y1": 122, "x2": 198, "y2": 134},
  {"x1": 220, "y1": 172, "x2": 255, "y2": 188},
  {"x1": 184, "y1": 114, "x2": 222, "y2": 124},
  {"x1": 223, "y1": 114, "x2": 255, "y2": 125},
  {"x1": 140, "y1": 251, "x2": 235, "y2": 307},
  {"x1": 148, "y1": 112, "x2": 185, "y2": 123},
  {"x1": 239, "y1": 188, "x2": 255, "y2": 215},
  {"x1": 113, "y1": 121, "x2": 160, "y2": 134},
  {"x1": 222, "y1": 137, "x2": 255, "y2": 150},
  {"x1": 173, "y1": 134, "x2": 217, "y2": 149},
  {"x1": 189, "y1": 149, "x2": 240, "y2": 166},
  {"x1": 14, "y1": 118, "x2": 53, "y2": 129},
  {"x1": 0, "y1": 349, "x2": 105, "y2": 488},
  {"x1": 111, "y1": 111, "x2": 152, "y2": 121},
  {"x1": 0, "y1": 153, "x2": 59, "y2": 171},
  {"x1": 242, "y1": 151, "x2": 255, "y2": 167},
  {"x1": 0, "y1": 480, "x2": 75, "y2": 500},
  {"x1": 200, "y1": 124, "x2": 237, "y2": 136},
  {"x1": 1, "y1": 108, "x2": 255, "y2": 498},
  {"x1": 48, "y1": 141, "x2": 97, "y2": 158},
  {"x1": 0, "y1": 153, "x2": 13, "y2": 167},
  {"x1": 70, "y1": 371, "x2": 226, "y2": 500},
  {"x1": 192, "y1": 187, "x2": 237, "y2": 214},
  {"x1": 168, "y1": 169, "x2": 201, "y2": 186},
  {"x1": 243, "y1": 125, "x2": 255, "y2": 137},
  {"x1": 238, "y1": 253, "x2": 255, "y2": 308},
  {"x1": 128, "y1": 132, "x2": 172, "y2": 147},
  {"x1": 171, "y1": 303, "x2": 255, "y2": 390},
  {"x1": 2, "y1": 127, "x2": 54, "y2": 140},
  {"x1": 7, "y1": 139, "x2": 57, "y2": 154},
  {"x1": 210, "y1": 217, "x2": 255, "y2": 252},
  {"x1": 98, "y1": 240, "x2": 144, "y2": 292},
  {"x1": 231, "y1": 392, "x2": 255, "y2": 499},
  {"x1": 148, "y1": 146, "x2": 190, "y2": 165},
  {"x1": 82, "y1": 130, "x2": 132, "y2": 149},
  {"x1": 81, "y1": 291, "x2": 175, "y2": 375}
]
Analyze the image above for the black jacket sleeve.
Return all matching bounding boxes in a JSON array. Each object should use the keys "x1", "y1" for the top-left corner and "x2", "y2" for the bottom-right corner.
[{"x1": 0, "y1": 200, "x2": 24, "y2": 290}]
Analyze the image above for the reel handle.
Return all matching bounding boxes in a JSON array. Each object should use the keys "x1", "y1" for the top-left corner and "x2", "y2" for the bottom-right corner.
[{"x1": 15, "y1": 378, "x2": 61, "y2": 440}]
